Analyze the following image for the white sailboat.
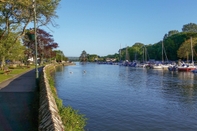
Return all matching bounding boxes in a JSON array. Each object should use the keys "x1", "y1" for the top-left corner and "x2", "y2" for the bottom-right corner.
[
  {"x1": 152, "y1": 40, "x2": 170, "y2": 69},
  {"x1": 137, "y1": 45, "x2": 148, "y2": 68}
]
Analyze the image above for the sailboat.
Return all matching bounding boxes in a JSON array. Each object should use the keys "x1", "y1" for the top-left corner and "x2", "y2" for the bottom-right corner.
[
  {"x1": 119, "y1": 45, "x2": 130, "y2": 66},
  {"x1": 138, "y1": 45, "x2": 150, "y2": 68},
  {"x1": 152, "y1": 40, "x2": 170, "y2": 69},
  {"x1": 178, "y1": 37, "x2": 196, "y2": 71},
  {"x1": 124, "y1": 46, "x2": 130, "y2": 66}
]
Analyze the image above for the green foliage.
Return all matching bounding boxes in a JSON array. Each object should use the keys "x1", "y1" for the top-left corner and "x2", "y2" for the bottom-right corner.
[
  {"x1": 167, "y1": 30, "x2": 179, "y2": 37},
  {"x1": 138, "y1": 32, "x2": 197, "y2": 61},
  {"x1": 60, "y1": 106, "x2": 87, "y2": 131},
  {"x1": 45, "y1": 64, "x2": 87, "y2": 131},
  {"x1": 164, "y1": 32, "x2": 197, "y2": 60},
  {"x1": 0, "y1": 32, "x2": 26, "y2": 67},
  {"x1": 177, "y1": 37, "x2": 197, "y2": 60},
  {"x1": 99, "y1": 53, "x2": 120, "y2": 62},
  {"x1": 88, "y1": 54, "x2": 98, "y2": 62},
  {"x1": 0, "y1": 0, "x2": 61, "y2": 67},
  {"x1": 99, "y1": 23, "x2": 197, "y2": 62},
  {"x1": 104, "y1": 31, "x2": 197, "y2": 62},
  {"x1": 54, "y1": 50, "x2": 67, "y2": 62},
  {"x1": 182, "y1": 23, "x2": 197, "y2": 33}
]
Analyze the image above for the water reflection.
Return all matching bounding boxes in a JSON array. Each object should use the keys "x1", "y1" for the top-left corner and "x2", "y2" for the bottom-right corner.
[
  {"x1": 160, "y1": 71, "x2": 197, "y2": 117},
  {"x1": 55, "y1": 65, "x2": 64, "y2": 72}
]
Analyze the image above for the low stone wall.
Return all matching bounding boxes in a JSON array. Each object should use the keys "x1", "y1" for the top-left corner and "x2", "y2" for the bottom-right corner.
[{"x1": 39, "y1": 65, "x2": 64, "y2": 131}]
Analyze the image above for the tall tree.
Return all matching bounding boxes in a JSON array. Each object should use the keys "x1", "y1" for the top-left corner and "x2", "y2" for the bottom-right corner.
[
  {"x1": 133, "y1": 43, "x2": 145, "y2": 61},
  {"x1": 168, "y1": 30, "x2": 179, "y2": 37},
  {"x1": 79, "y1": 50, "x2": 88, "y2": 62},
  {"x1": 177, "y1": 37, "x2": 197, "y2": 61},
  {"x1": 54, "y1": 50, "x2": 68, "y2": 62},
  {"x1": 182, "y1": 23, "x2": 197, "y2": 33}
]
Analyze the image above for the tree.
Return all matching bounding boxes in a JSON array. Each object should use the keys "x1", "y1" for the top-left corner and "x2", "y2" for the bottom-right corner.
[
  {"x1": 163, "y1": 34, "x2": 168, "y2": 40},
  {"x1": 168, "y1": 30, "x2": 179, "y2": 37},
  {"x1": 88, "y1": 54, "x2": 98, "y2": 62},
  {"x1": 0, "y1": 0, "x2": 60, "y2": 66},
  {"x1": 7, "y1": 40, "x2": 25, "y2": 62},
  {"x1": 130, "y1": 43, "x2": 145, "y2": 61},
  {"x1": 182, "y1": 23, "x2": 197, "y2": 33},
  {"x1": 79, "y1": 50, "x2": 88, "y2": 62},
  {"x1": 0, "y1": 31, "x2": 25, "y2": 67},
  {"x1": 0, "y1": 0, "x2": 60, "y2": 42},
  {"x1": 23, "y1": 28, "x2": 58, "y2": 64},
  {"x1": 54, "y1": 50, "x2": 68, "y2": 62},
  {"x1": 177, "y1": 37, "x2": 197, "y2": 61}
]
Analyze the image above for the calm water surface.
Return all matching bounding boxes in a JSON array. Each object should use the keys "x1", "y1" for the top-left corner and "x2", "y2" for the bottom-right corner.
[{"x1": 54, "y1": 62, "x2": 197, "y2": 131}]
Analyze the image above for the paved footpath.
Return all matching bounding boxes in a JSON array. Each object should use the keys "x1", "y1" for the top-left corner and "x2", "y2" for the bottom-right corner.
[{"x1": 0, "y1": 68, "x2": 42, "y2": 131}]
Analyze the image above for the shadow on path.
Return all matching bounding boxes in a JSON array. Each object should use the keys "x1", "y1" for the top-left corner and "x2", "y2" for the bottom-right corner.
[{"x1": 0, "y1": 68, "x2": 42, "y2": 131}]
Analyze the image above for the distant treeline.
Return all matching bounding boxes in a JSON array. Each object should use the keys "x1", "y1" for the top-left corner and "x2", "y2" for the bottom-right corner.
[
  {"x1": 103, "y1": 23, "x2": 197, "y2": 62},
  {"x1": 79, "y1": 23, "x2": 197, "y2": 62}
]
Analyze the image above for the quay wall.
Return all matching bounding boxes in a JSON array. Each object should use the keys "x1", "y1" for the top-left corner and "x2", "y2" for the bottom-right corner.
[{"x1": 38, "y1": 64, "x2": 64, "y2": 131}]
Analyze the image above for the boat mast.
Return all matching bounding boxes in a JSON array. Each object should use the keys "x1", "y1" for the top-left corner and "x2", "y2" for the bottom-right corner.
[
  {"x1": 126, "y1": 45, "x2": 128, "y2": 61},
  {"x1": 119, "y1": 43, "x2": 121, "y2": 62},
  {"x1": 162, "y1": 40, "x2": 169, "y2": 63},
  {"x1": 145, "y1": 46, "x2": 147, "y2": 63},
  {"x1": 142, "y1": 46, "x2": 144, "y2": 63},
  {"x1": 191, "y1": 37, "x2": 194, "y2": 64},
  {"x1": 162, "y1": 40, "x2": 164, "y2": 63}
]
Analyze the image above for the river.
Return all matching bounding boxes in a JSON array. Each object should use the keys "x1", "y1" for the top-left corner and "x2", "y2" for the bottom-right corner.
[{"x1": 54, "y1": 62, "x2": 197, "y2": 131}]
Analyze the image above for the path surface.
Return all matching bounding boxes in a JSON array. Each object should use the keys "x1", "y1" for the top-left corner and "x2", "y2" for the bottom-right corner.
[{"x1": 0, "y1": 68, "x2": 42, "y2": 131}]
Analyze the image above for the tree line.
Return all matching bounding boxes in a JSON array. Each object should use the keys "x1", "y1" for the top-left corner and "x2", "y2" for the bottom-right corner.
[{"x1": 83, "y1": 23, "x2": 197, "y2": 63}]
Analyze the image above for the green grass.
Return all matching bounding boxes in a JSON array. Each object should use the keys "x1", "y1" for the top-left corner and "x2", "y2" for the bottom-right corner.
[
  {"x1": 0, "y1": 65, "x2": 35, "y2": 83},
  {"x1": 45, "y1": 64, "x2": 87, "y2": 131}
]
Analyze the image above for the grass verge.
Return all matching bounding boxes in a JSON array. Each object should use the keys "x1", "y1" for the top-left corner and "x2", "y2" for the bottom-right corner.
[{"x1": 0, "y1": 65, "x2": 35, "y2": 83}]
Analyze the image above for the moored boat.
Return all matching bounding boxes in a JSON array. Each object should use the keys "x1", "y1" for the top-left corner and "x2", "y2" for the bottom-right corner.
[
  {"x1": 177, "y1": 63, "x2": 196, "y2": 71},
  {"x1": 168, "y1": 65, "x2": 178, "y2": 71},
  {"x1": 152, "y1": 63, "x2": 163, "y2": 69}
]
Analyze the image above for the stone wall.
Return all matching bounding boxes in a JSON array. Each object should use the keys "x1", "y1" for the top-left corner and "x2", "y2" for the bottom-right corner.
[{"x1": 39, "y1": 65, "x2": 64, "y2": 131}]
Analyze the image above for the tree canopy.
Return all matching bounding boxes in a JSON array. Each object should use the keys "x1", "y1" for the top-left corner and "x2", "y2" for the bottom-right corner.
[
  {"x1": 0, "y1": 0, "x2": 60, "y2": 42},
  {"x1": 182, "y1": 23, "x2": 197, "y2": 33},
  {"x1": 177, "y1": 37, "x2": 197, "y2": 61},
  {"x1": 0, "y1": 0, "x2": 61, "y2": 67},
  {"x1": 105, "y1": 29, "x2": 197, "y2": 62}
]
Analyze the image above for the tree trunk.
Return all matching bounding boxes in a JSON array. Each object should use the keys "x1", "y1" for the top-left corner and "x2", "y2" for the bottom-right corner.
[{"x1": 1, "y1": 56, "x2": 6, "y2": 69}]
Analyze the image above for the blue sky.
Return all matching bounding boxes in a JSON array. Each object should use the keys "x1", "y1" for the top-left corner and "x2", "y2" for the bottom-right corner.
[{"x1": 43, "y1": 0, "x2": 197, "y2": 57}]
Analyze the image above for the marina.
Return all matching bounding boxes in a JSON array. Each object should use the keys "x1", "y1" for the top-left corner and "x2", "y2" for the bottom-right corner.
[{"x1": 54, "y1": 62, "x2": 197, "y2": 131}]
